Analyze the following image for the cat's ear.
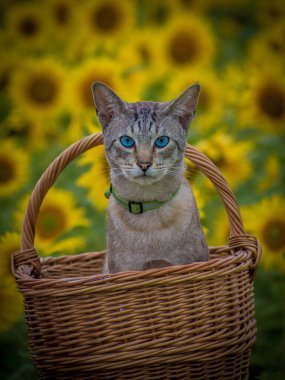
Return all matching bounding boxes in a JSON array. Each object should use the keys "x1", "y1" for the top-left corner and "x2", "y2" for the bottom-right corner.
[
  {"x1": 91, "y1": 82, "x2": 128, "y2": 128},
  {"x1": 164, "y1": 83, "x2": 200, "y2": 130}
]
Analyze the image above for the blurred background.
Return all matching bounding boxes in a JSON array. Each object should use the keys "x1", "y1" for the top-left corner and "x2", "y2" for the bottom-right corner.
[{"x1": 0, "y1": 0, "x2": 284, "y2": 379}]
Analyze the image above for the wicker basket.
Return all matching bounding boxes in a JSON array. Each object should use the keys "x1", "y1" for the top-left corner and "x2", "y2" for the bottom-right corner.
[{"x1": 12, "y1": 132, "x2": 261, "y2": 380}]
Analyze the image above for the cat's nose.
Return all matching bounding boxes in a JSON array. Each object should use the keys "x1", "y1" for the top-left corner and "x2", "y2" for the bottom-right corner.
[{"x1": 137, "y1": 162, "x2": 152, "y2": 172}]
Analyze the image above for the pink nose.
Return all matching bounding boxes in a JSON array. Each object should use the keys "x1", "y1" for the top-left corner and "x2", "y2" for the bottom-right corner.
[{"x1": 137, "y1": 162, "x2": 152, "y2": 172}]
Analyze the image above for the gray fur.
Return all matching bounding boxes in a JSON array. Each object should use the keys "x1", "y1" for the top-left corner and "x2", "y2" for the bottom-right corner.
[{"x1": 92, "y1": 82, "x2": 209, "y2": 273}]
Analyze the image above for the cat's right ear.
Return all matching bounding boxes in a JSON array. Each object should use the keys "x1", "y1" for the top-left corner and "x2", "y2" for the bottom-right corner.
[
  {"x1": 91, "y1": 82, "x2": 128, "y2": 128},
  {"x1": 163, "y1": 83, "x2": 201, "y2": 130}
]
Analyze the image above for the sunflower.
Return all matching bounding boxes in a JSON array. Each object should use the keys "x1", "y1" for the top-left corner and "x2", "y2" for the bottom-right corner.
[
  {"x1": 0, "y1": 286, "x2": 23, "y2": 333},
  {"x1": 126, "y1": 66, "x2": 169, "y2": 102},
  {"x1": 84, "y1": 0, "x2": 134, "y2": 41},
  {"x1": 14, "y1": 188, "x2": 90, "y2": 256},
  {"x1": 5, "y1": 3, "x2": 47, "y2": 50},
  {"x1": 175, "y1": 0, "x2": 209, "y2": 12},
  {"x1": 166, "y1": 68, "x2": 225, "y2": 131},
  {"x1": 258, "y1": 155, "x2": 280, "y2": 192},
  {"x1": 141, "y1": 0, "x2": 178, "y2": 27},
  {"x1": 257, "y1": 0, "x2": 285, "y2": 27},
  {"x1": 47, "y1": 0, "x2": 82, "y2": 49},
  {"x1": 47, "y1": 113, "x2": 84, "y2": 147},
  {"x1": 208, "y1": 1, "x2": 253, "y2": 39},
  {"x1": 0, "y1": 231, "x2": 23, "y2": 332},
  {"x1": 242, "y1": 196, "x2": 285, "y2": 272},
  {"x1": 117, "y1": 69, "x2": 148, "y2": 102},
  {"x1": 203, "y1": 0, "x2": 248, "y2": 9},
  {"x1": 0, "y1": 232, "x2": 21, "y2": 287},
  {"x1": 248, "y1": 25, "x2": 285, "y2": 65},
  {"x1": 117, "y1": 28, "x2": 161, "y2": 69},
  {"x1": 0, "y1": 140, "x2": 29, "y2": 198},
  {"x1": 71, "y1": 58, "x2": 123, "y2": 116},
  {"x1": 4, "y1": 111, "x2": 82, "y2": 152},
  {"x1": 3, "y1": 112, "x2": 47, "y2": 151},
  {"x1": 241, "y1": 63, "x2": 285, "y2": 133},
  {"x1": 196, "y1": 132, "x2": 252, "y2": 188},
  {"x1": 49, "y1": 0, "x2": 77, "y2": 30},
  {"x1": 9, "y1": 58, "x2": 66, "y2": 120},
  {"x1": 221, "y1": 64, "x2": 248, "y2": 112},
  {"x1": 157, "y1": 15, "x2": 216, "y2": 70},
  {"x1": 0, "y1": 54, "x2": 20, "y2": 93}
]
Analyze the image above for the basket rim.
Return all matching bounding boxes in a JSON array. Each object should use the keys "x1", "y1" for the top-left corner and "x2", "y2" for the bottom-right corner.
[{"x1": 13, "y1": 240, "x2": 261, "y2": 297}]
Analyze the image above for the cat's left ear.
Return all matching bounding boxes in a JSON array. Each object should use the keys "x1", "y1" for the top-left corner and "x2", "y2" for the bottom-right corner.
[{"x1": 164, "y1": 83, "x2": 200, "y2": 130}]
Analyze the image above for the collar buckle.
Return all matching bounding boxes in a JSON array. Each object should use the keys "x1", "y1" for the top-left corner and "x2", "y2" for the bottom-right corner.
[{"x1": 128, "y1": 201, "x2": 143, "y2": 214}]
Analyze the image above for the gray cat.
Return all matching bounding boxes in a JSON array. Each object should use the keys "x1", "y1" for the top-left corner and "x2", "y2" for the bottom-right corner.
[{"x1": 92, "y1": 81, "x2": 209, "y2": 274}]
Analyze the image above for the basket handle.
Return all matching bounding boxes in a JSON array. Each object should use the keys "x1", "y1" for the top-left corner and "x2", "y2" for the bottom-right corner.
[
  {"x1": 16, "y1": 132, "x2": 253, "y2": 273},
  {"x1": 184, "y1": 145, "x2": 246, "y2": 237},
  {"x1": 21, "y1": 132, "x2": 103, "y2": 251}
]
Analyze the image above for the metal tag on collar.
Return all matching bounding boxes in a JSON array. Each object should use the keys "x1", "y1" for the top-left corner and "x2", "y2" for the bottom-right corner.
[{"x1": 128, "y1": 201, "x2": 143, "y2": 214}]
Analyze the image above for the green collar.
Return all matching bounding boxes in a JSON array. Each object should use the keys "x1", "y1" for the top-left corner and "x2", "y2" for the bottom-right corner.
[{"x1": 104, "y1": 184, "x2": 180, "y2": 214}]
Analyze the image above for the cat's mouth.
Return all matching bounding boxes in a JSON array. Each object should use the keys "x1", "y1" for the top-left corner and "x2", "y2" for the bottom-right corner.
[
  {"x1": 133, "y1": 177, "x2": 159, "y2": 185},
  {"x1": 135, "y1": 172, "x2": 156, "y2": 179},
  {"x1": 120, "y1": 167, "x2": 165, "y2": 184},
  {"x1": 131, "y1": 172, "x2": 163, "y2": 185}
]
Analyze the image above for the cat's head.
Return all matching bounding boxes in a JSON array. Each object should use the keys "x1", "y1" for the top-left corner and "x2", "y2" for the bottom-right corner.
[{"x1": 92, "y1": 82, "x2": 200, "y2": 185}]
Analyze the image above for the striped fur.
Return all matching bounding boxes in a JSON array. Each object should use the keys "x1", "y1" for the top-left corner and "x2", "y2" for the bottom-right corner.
[{"x1": 92, "y1": 82, "x2": 209, "y2": 273}]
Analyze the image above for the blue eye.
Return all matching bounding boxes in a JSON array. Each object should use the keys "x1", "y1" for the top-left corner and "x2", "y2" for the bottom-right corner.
[
  {"x1": 120, "y1": 135, "x2": 135, "y2": 148},
  {"x1": 155, "y1": 136, "x2": 169, "y2": 148}
]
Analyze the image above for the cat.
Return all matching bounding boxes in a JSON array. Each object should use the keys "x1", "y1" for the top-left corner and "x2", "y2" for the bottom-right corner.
[{"x1": 92, "y1": 81, "x2": 209, "y2": 274}]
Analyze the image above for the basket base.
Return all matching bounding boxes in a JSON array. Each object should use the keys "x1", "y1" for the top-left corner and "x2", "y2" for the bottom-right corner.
[{"x1": 38, "y1": 351, "x2": 251, "y2": 380}]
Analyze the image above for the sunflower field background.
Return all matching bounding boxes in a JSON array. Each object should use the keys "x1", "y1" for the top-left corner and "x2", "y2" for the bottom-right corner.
[{"x1": 0, "y1": 0, "x2": 284, "y2": 379}]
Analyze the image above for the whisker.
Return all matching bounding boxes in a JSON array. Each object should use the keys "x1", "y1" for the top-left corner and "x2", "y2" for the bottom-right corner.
[{"x1": 89, "y1": 170, "x2": 110, "y2": 176}]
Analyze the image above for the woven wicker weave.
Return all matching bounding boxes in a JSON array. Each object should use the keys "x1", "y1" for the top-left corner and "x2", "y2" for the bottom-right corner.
[{"x1": 12, "y1": 132, "x2": 261, "y2": 380}]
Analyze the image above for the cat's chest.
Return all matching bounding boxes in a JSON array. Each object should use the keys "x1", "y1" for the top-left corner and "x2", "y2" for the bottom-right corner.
[{"x1": 108, "y1": 187, "x2": 194, "y2": 244}]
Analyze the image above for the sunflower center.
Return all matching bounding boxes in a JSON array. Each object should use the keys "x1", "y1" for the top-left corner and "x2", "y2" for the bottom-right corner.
[
  {"x1": 0, "y1": 69, "x2": 10, "y2": 91},
  {"x1": 92, "y1": 4, "x2": 121, "y2": 33},
  {"x1": 180, "y1": 0, "x2": 194, "y2": 7},
  {"x1": 258, "y1": 83, "x2": 285, "y2": 119},
  {"x1": 262, "y1": 219, "x2": 285, "y2": 251},
  {"x1": 27, "y1": 76, "x2": 58, "y2": 105},
  {"x1": 7, "y1": 120, "x2": 30, "y2": 139},
  {"x1": 268, "y1": 38, "x2": 282, "y2": 52},
  {"x1": 81, "y1": 74, "x2": 113, "y2": 108},
  {"x1": 54, "y1": 3, "x2": 70, "y2": 25},
  {"x1": 139, "y1": 45, "x2": 151, "y2": 62},
  {"x1": 168, "y1": 31, "x2": 199, "y2": 64},
  {"x1": 18, "y1": 17, "x2": 39, "y2": 37},
  {"x1": 268, "y1": 6, "x2": 282, "y2": 20},
  {"x1": 151, "y1": 4, "x2": 170, "y2": 24},
  {"x1": 37, "y1": 205, "x2": 67, "y2": 239},
  {"x1": 0, "y1": 158, "x2": 15, "y2": 184}
]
